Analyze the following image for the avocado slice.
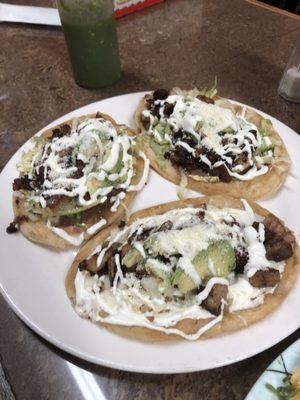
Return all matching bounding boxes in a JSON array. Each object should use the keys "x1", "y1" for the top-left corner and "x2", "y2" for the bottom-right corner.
[
  {"x1": 110, "y1": 148, "x2": 124, "y2": 174},
  {"x1": 147, "y1": 137, "x2": 170, "y2": 168},
  {"x1": 145, "y1": 258, "x2": 170, "y2": 281},
  {"x1": 218, "y1": 126, "x2": 235, "y2": 135},
  {"x1": 172, "y1": 240, "x2": 236, "y2": 293},
  {"x1": 193, "y1": 240, "x2": 236, "y2": 278},
  {"x1": 143, "y1": 237, "x2": 162, "y2": 257},
  {"x1": 144, "y1": 236, "x2": 179, "y2": 258},
  {"x1": 171, "y1": 267, "x2": 196, "y2": 293},
  {"x1": 122, "y1": 247, "x2": 142, "y2": 269}
]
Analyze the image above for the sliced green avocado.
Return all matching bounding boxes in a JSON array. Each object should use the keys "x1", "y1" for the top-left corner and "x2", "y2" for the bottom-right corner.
[
  {"x1": 218, "y1": 126, "x2": 235, "y2": 135},
  {"x1": 172, "y1": 240, "x2": 236, "y2": 293},
  {"x1": 144, "y1": 236, "x2": 180, "y2": 258},
  {"x1": 143, "y1": 237, "x2": 161, "y2": 257},
  {"x1": 147, "y1": 137, "x2": 170, "y2": 168},
  {"x1": 101, "y1": 145, "x2": 123, "y2": 174},
  {"x1": 157, "y1": 278, "x2": 172, "y2": 291},
  {"x1": 110, "y1": 148, "x2": 124, "y2": 174},
  {"x1": 171, "y1": 267, "x2": 196, "y2": 294},
  {"x1": 122, "y1": 247, "x2": 142, "y2": 269},
  {"x1": 193, "y1": 240, "x2": 236, "y2": 278},
  {"x1": 145, "y1": 259, "x2": 170, "y2": 281}
]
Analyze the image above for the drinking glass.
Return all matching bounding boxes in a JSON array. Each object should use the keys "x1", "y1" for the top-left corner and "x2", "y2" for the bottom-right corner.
[
  {"x1": 278, "y1": 37, "x2": 300, "y2": 103},
  {"x1": 57, "y1": 0, "x2": 121, "y2": 89}
]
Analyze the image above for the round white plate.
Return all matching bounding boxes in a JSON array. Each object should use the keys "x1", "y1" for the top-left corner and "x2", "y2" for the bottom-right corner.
[
  {"x1": 245, "y1": 339, "x2": 300, "y2": 399},
  {"x1": 0, "y1": 92, "x2": 299, "y2": 374}
]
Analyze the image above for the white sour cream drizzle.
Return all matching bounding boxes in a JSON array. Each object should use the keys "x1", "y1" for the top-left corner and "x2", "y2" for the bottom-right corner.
[
  {"x1": 86, "y1": 218, "x2": 107, "y2": 236},
  {"x1": 128, "y1": 151, "x2": 150, "y2": 192},
  {"x1": 228, "y1": 277, "x2": 275, "y2": 312},
  {"x1": 143, "y1": 93, "x2": 275, "y2": 181},
  {"x1": 74, "y1": 200, "x2": 286, "y2": 340},
  {"x1": 46, "y1": 220, "x2": 85, "y2": 246},
  {"x1": 47, "y1": 216, "x2": 108, "y2": 245}
]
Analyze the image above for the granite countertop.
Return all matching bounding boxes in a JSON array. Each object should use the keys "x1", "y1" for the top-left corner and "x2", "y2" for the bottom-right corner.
[{"x1": 0, "y1": 0, "x2": 299, "y2": 399}]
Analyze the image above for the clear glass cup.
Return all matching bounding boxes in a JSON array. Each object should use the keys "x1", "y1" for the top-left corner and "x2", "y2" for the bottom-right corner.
[
  {"x1": 57, "y1": 0, "x2": 121, "y2": 89},
  {"x1": 278, "y1": 37, "x2": 300, "y2": 103}
]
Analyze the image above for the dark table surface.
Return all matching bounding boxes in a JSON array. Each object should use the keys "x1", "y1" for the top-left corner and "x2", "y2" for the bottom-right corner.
[{"x1": 0, "y1": 1, "x2": 300, "y2": 399}]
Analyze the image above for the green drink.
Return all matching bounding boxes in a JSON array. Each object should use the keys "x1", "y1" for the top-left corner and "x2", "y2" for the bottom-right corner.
[{"x1": 57, "y1": 0, "x2": 121, "y2": 89}]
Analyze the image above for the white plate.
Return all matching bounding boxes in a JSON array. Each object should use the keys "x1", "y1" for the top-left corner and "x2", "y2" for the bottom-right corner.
[
  {"x1": 245, "y1": 339, "x2": 300, "y2": 399},
  {"x1": 0, "y1": 92, "x2": 299, "y2": 374}
]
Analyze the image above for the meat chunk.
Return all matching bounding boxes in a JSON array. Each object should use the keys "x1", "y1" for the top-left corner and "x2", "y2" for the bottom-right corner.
[
  {"x1": 61, "y1": 124, "x2": 71, "y2": 135},
  {"x1": 205, "y1": 149, "x2": 221, "y2": 164},
  {"x1": 249, "y1": 129, "x2": 257, "y2": 138},
  {"x1": 70, "y1": 168, "x2": 84, "y2": 179},
  {"x1": 78, "y1": 260, "x2": 87, "y2": 271},
  {"x1": 35, "y1": 165, "x2": 46, "y2": 187},
  {"x1": 108, "y1": 257, "x2": 116, "y2": 286},
  {"x1": 149, "y1": 104, "x2": 160, "y2": 118},
  {"x1": 264, "y1": 226, "x2": 277, "y2": 242},
  {"x1": 173, "y1": 129, "x2": 184, "y2": 141},
  {"x1": 153, "y1": 89, "x2": 169, "y2": 100},
  {"x1": 135, "y1": 268, "x2": 149, "y2": 280},
  {"x1": 136, "y1": 228, "x2": 153, "y2": 242},
  {"x1": 51, "y1": 128, "x2": 62, "y2": 139},
  {"x1": 51, "y1": 123, "x2": 71, "y2": 139},
  {"x1": 196, "y1": 95, "x2": 215, "y2": 104},
  {"x1": 196, "y1": 210, "x2": 205, "y2": 220},
  {"x1": 211, "y1": 164, "x2": 232, "y2": 182},
  {"x1": 263, "y1": 214, "x2": 285, "y2": 237},
  {"x1": 13, "y1": 175, "x2": 34, "y2": 191},
  {"x1": 265, "y1": 237, "x2": 293, "y2": 262},
  {"x1": 78, "y1": 255, "x2": 98, "y2": 274},
  {"x1": 120, "y1": 243, "x2": 130, "y2": 260},
  {"x1": 158, "y1": 220, "x2": 173, "y2": 232},
  {"x1": 141, "y1": 114, "x2": 150, "y2": 130},
  {"x1": 6, "y1": 216, "x2": 28, "y2": 234},
  {"x1": 201, "y1": 284, "x2": 228, "y2": 315},
  {"x1": 253, "y1": 214, "x2": 294, "y2": 262},
  {"x1": 163, "y1": 102, "x2": 174, "y2": 117},
  {"x1": 97, "y1": 242, "x2": 121, "y2": 271},
  {"x1": 263, "y1": 214, "x2": 294, "y2": 244},
  {"x1": 6, "y1": 222, "x2": 18, "y2": 234},
  {"x1": 79, "y1": 245, "x2": 121, "y2": 281},
  {"x1": 235, "y1": 247, "x2": 249, "y2": 273},
  {"x1": 135, "y1": 220, "x2": 173, "y2": 242},
  {"x1": 170, "y1": 146, "x2": 196, "y2": 170},
  {"x1": 249, "y1": 268, "x2": 280, "y2": 288},
  {"x1": 45, "y1": 195, "x2": 65, "y2": 209},
  {"x1": 182, "y1": 136, "x2": 196, "y2": 148}
]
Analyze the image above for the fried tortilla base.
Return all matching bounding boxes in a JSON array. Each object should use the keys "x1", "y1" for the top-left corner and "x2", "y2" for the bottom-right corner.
[
  {"x1": 134, "y1": 92, "x2": 291, "y2": 200},
  {"x1": 66, "y1": 195, "x2": 299, "y2": 341},
  {"x1": 13, "y1": 112, "x2": 146, "y2": 249}
]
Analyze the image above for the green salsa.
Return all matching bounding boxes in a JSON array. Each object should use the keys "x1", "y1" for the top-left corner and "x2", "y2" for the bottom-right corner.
[{"x1": 58, "y1": 2, "x2": 121, "y2": 88}]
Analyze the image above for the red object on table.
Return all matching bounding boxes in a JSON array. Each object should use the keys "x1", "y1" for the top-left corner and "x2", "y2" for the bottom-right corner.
[{"x1": 114, "y1": 0, "x2": 164, "y2": 17}]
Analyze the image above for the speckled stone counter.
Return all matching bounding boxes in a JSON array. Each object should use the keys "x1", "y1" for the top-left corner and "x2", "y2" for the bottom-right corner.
[{"x1": 0, "y1": 1, "x2": 299, "y2": 399}]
